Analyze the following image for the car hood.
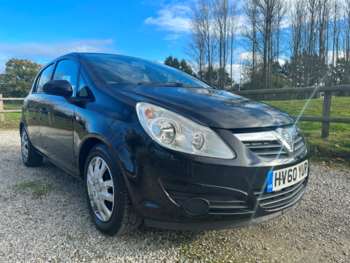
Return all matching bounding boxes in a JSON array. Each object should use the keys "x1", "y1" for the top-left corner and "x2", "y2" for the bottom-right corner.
[{"x1": 120, "y1": 86, "x2": 294, "y2": 130}]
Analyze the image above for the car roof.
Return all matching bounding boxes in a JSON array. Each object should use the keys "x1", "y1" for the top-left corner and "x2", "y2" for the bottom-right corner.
[
  {"x1": 41, "y1": 52, "x2": 128, "y2": 68},
  {"x1": 68, "y1": 52, "x2": 137, "y2": 59},
  {"x1": 51, "y1": 52, "x2": 148, "y2": 65}
]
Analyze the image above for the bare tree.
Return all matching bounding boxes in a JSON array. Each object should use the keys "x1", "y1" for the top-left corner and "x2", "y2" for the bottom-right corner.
[
  {"x1": 228, "y1": 4, "x2": 236, "y2": 87},
  {"x1": 190, "y1": 4, "x2": 207, "y2": 79},
  {"x1": 291, "y1": 0, "x2": 304, "y2": 58},
  {"x1": 290, "y1": 0, "x2": 306, "y2": 86},
  {"x1": 244, "y1": 0, "x2": 259, "y2": 84},
  {"x1": 345, "y1": 0, "x2": 350, "y2": 62},
  {"x1": 273, "y1": 0, "x2": 286, "y2": 62},
  {"x1": 191, "y1": 0, "x2": 216, "y2": 85},
  {"x1": 318, "y1": 0, "x2": 330, "y2": 63},
  {"x1": 213, "y1": 0, "x2": 230, "y2": 88},
  {"x1": 307, "y1": 0, "x2": 318, "y2": 55},
  {"x1": 255, "y1": 0, "x2": 281, "y2": 89},
  {"x1": 330, "y1": 0, "x2": 345, "y2": 65},
  {"x1": 187, "y1": 0, "x2": 350, "y2": 89}
]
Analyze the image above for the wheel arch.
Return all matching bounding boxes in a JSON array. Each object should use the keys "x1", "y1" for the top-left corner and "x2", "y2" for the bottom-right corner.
[
  {"x1": 78, "y1": 133, "x2": 139, "y2": 207},
  {"x1": 78, "y1": 136, "x2": 107, "y2": 177}
]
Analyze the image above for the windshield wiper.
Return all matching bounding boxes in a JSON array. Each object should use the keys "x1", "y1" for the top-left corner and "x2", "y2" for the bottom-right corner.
[
  {"x1": 137, "y1": 82, "x2": 184, "y2": 87},
  {"x1": 136, "y1": 82, "x2": 209, "y2": 89}
]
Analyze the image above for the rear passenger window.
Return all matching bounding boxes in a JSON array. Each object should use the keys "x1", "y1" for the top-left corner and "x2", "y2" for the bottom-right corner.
[
  {"x1": 53, "y1": 60, "x2": 79, "y2": 90},
  {"x1": 36, "y1": 64, "x2": 55, "y2": 93}
]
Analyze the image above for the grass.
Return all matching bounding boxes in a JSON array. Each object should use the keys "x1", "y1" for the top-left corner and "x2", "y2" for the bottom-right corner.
[
  {"x1": 0, "y1": 102, "x2": 22, "y2": 130},
  {"x1": 1, "y1": 97, "x2": 349, "y2": 160},
  {"x1": 0, "y1": 112, "x2": 21, "y2": 129},
  {"x1": 14, "y1": 180, "x2": 53, "y2": 199},
  {"x1": 264, "y1": 97, "x2": 350, "y2": 161}
]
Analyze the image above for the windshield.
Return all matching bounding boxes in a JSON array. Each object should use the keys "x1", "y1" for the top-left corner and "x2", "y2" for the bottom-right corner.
[{"x1": 83, "y1": 54, "x2": 210, "y2": 89}]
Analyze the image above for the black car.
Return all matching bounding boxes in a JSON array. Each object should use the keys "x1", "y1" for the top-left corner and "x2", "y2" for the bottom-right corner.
[{"x1": 20, "y1": 53, "x2": 309, "y2": 235}]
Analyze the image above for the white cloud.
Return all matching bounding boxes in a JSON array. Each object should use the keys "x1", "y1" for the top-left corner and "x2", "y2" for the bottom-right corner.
[
  {"x1": 233, "y1": 15, "x2": 248, "y2": 35},
  {"x1": 145, "y1": 4, "x2": 192, "y2": 34},
  {"x1": 239, "y1": 51, "x2": 254, "y2": 61},
  {"x1": 228, "y1": 63, "x2": 244, "y2": 83},
  {"x1": 327, "y1": 50, "x2": 345, "y2": 65},
  {"x1": 0, "y1": 39, "x2": 114, "y2": 58},
  {"x1": 0, "y1": 39, "x2": 115, "y2": 72}
]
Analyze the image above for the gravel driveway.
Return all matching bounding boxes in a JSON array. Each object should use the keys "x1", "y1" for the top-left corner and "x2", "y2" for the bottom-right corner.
[{"x1": 0, "y1": 130, "x2": 349, "y2": 263}]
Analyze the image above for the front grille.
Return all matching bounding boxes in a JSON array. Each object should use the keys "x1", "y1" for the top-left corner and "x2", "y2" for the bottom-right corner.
[
  {"x1": 293, "y1": 135, "x2": 306, "y2": 157},
  {"x1": 236, "y1": 128, "x2": 307, "y2": 160},
  {"x1": 208, "y1": 199, "x2": 252, "y2": 216},
  {"x1": 254, "y1": 179, "x2": 307, "y2": 212},
  {"x1": 243, "y1": 140, "x2": 289, "y2": 159}
]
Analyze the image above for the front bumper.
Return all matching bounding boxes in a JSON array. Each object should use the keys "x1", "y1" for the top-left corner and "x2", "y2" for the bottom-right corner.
[
  {"x1": 124, "y1": 149, "x2": 308, "y2": 230},
  {"x1": 145, "y1": 205, "x2": 295, "y2": 231},
  {"x1": 118, "y1": 126, "x2": 309, "y2": 230}
]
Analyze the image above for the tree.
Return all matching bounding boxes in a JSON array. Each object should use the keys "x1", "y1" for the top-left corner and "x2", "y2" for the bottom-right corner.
[
  {"x1": 289, "y1": 0, "x2": 332, "y2": 87},
  {"x1": 191, "y1": 0, "x2": 216, "y2": 85},
  {"x1": 327, "y1": 58, "x2": 350, "y2": 85},
  {"x1": 213, "y1": 0, "x2": 230, "y2": 89},
  {"x1": 255, "y1": 0, "x2": 285, "y2": 89},
  {"x1": 289, "y1": 52, "x2": 328, "y2": 87},
  {"x1": 318, "y1": 0, "x2": 330, "y2": 64},
  {"x1": 0, "y1": 59, "x2": 41, "y2": 97},
  {"x1": 345, "y1": 0, "x2": 350, "y2": 62},
  {"x1": 244, "y1": 0, "x2": 259, "y2": 85},
  {"x1": 164, "y1": 56, "x2": 174, "y2": 67},
  {"x1": 164, "y1": 56, "x2": 194, "y2": 75},
  {"x1": 199, "y1": 66, "x2": 233, "y2": 88},
  {"x1": 179, "y1": 59, "x2": 194, "y2": 75},
  {"x1": 164, "y1": 56, "x2": 180, "y2": 68}
]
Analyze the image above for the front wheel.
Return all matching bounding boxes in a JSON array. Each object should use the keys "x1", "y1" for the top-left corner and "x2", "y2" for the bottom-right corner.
[{"x1": 84, "y1": 144, "x2": 141, "y2": 235}]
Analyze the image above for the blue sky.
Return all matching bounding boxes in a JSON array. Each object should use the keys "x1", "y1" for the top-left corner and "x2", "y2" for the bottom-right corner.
[
  {"x1": 0, "y1": 0, "x2": 196, "y2": 71},
  {"x1": 0, "y1": 0, "x2": 292, "y2": 81}
]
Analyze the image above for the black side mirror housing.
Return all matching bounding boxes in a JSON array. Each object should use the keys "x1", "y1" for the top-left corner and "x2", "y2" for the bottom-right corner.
[{"x1": 43, "y1": 80, "x2": 73, "y2": 98}]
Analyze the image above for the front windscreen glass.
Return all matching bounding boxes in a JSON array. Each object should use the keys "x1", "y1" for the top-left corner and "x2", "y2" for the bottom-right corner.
[{"x1": 83, "y1": 54, "x2": 210, "y2": 89}]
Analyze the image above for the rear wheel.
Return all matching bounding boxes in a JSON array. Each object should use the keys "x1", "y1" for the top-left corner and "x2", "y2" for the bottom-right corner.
[
  {"x1": 84, "y1": 144, "x2": 141, "y2": 235},
  {"x1": 21, "y1": 128, "x2": 43, "y2": 167}
]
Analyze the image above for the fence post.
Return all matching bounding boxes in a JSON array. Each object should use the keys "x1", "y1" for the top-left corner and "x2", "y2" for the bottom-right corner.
[
  {"x1": 321, "y1": 91, "x2": 332, "y2": 138},
  {"x1": 0, "y1": 94, "x2": 4, "y2": 122}
]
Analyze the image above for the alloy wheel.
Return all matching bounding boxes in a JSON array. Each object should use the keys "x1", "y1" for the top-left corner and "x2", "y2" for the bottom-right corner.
[{"x1": 86, "y1": 156, "x2": 115, "y2": 222}]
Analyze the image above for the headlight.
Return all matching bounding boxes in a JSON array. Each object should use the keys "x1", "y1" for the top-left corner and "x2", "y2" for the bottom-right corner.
[{"x1": 136, "y1": 102, "x2": 235, "y2": 159}]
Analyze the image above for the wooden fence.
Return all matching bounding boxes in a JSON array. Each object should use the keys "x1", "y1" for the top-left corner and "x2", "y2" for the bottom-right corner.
[
  {"x1": 0, "y1": 94, "x2": 23, "y2": 122},
  {"x1": 1, "y1": 85, "x2": 350, "y2": 138},
  {"x1": 237, "y1": 85, "x2": 350, "y2": 138}
]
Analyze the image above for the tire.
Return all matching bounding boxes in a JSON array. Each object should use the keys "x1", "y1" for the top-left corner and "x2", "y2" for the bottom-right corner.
[
  {"x1": 84, "y1": 144, "x2": 141, "y2": 236},
  {"x1": 20, "y1": 128, "x2": 43, "y2": 167}
]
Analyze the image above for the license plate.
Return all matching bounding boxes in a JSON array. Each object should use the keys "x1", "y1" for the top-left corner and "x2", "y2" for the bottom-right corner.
[{"x1": 266, "y1": 160, "x2": 309, "y2": 193}]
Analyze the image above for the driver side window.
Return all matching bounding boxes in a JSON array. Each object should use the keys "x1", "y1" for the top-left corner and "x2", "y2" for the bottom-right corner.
[
  {"x1": 35, "y1": 64, "x2": 55, "y2": 93},
  {"x1": 53, "y1": 60, "x2": 79, "y2": 90}
]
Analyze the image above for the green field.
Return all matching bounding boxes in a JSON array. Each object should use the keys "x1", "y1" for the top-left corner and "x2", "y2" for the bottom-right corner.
[
  {"x1": 265, "y1": 97, "x2": 350, "y2": 160},
  {"x1": 0, "y1": 102, "x2": 22, "y2": 130},
  {"x1": 1, "y1": 98, "x2": 349, "y2": 160}
]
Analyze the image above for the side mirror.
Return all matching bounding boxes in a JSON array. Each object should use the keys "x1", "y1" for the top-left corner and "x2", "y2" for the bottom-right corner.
[{"x1": 43, "y1": 80, "x2": 73, "y2": 98}]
